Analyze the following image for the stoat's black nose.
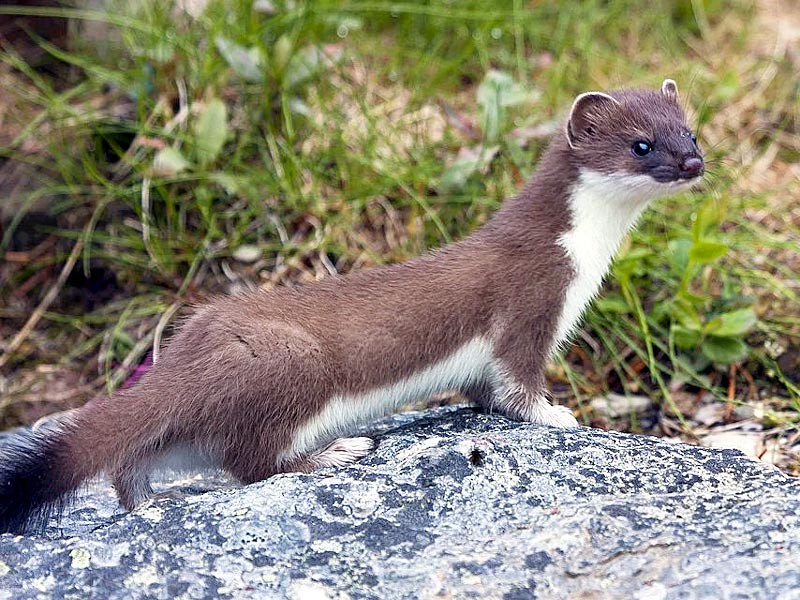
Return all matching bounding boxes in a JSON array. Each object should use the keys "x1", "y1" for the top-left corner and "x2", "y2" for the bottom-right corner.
[{"x1": 680, "y1": 157, "x2": 704, "y2": 178}]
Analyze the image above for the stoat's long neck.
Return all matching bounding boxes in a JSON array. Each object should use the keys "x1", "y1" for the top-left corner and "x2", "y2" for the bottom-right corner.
[{"x1": 551, "y1": 168, "x2": 662, "y2": 354}]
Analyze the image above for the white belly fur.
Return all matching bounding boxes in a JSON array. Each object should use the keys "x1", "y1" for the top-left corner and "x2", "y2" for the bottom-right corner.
[{"x1": 281, "y1": 336, "x2": 496, "y2": 462}]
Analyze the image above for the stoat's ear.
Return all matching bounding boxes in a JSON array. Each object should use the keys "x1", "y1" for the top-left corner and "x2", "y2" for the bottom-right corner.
[
  {"x1": 566, "y1": 92, "x2": 620, "y2": 149},
  {"x1": 661, "y1": 78, "x2": 679, "y2": 103}
]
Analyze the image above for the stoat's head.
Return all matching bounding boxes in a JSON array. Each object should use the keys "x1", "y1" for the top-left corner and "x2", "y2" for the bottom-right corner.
[{"x1": 565, "y1": 79, "x2": 703, "y2": 195}]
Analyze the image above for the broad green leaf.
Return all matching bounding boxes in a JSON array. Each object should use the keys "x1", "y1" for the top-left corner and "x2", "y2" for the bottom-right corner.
[
  {"x1": 677, "y1": 288, "x2": 708, "y2": 305},
  {"x1": 273, "y1": 35, "x2": 293, "y2": 74},
  {"x1": 438, "y1": 155, "x2": 480, "y2": 193},
  {"x1": 667, "y1": 238, "x2": 691, "y2": 274},
  {"x1": 688, "y1": 240, "x2": 728, "y2": 263},
  {"x1": 670, "y1": 296, "x2": 702, "y2": 330},
  {"x1": 153, "y1": 147, "x2": 190, "y2": 176},
  {"x1": 438, "y1": 145, "x2": 499, "y2": 193},
  {"x1": 215, "y1": 35, "x2": 264, "y2": 82},
  {"x1": 702, "y1": 336, "x2": 748, "y2": 364},
  {"x1": 193, "y1": 99, "x2": 228, "y2": 166},
  {"x1": 594, "y1": 296, "x2": 629, "y2": 314},
  {"x1": 649, "y1": 301, "x2": 671, "y2": 323},
  {"x1": 624, "y1": 248, "x2": 655, "y2": 261},
  {"x1": 477, "y1": 70, "x2": 536, "y2": 143},
  {"x1": 691, "y1": 198, "x2": 725, "y2": 242},
  {"x1": 672, "y1": 324, "x2": 702, "y2": 349},
  {"x1": 285, "y1": 45, "x2": 340, "y2": 89},
  {"x1": 477, "y1": 70, "x2": 534, "y2": 108},
  {"x1": 706, "y1": 308, "x2": 757, "y2": 338},
  {"x1": 614, "y1": 248, "x2": 652, "y2": 279},
  {"x1": 612, "y1": 257, "x2": 637, "y2": 280}
]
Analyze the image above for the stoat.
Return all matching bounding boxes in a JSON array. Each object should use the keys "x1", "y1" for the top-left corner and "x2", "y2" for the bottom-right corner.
[{"x1": 0, "y1": 79, "x2": 703, "y2": 534}]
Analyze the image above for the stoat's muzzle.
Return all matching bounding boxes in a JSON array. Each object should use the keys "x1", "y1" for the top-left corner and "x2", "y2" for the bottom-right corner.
[{"x1": 678, "y1": 156, "x2": 704, "y2": 180}]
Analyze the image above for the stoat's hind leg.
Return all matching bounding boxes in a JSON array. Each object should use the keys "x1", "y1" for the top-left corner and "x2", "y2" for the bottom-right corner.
[
  {"x1": 286, "y1": 437, "x2": 375, "y2": 473},
  {"x1": 461, "y1": 380, "x2": 494, "y2": 406},
  {"x1": 310, "y1": 437, "x2": 375, "y2": 469},
  {"x1": 112, "y1": 462, "x2": 154, "y2": 511}
]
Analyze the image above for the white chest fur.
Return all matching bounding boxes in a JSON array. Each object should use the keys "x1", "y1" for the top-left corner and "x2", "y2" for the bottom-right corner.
[{"x1": 552, "y1": 169, "x2": 671, "y2": 354}]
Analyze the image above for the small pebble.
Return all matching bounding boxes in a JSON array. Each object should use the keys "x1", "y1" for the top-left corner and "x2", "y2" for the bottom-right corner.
[
  {"x1": 232, "y1": 244, "x2": 262, "y2": 263},
  {"x1": 590, "y1": 393, "x2": 652, "y2": 419},
  {"x1": 700, "y1": 431, "x2": 762, "y2": 459},
  {"x1": 693, "y1": 404, "x2": 724, "y2": 426}
]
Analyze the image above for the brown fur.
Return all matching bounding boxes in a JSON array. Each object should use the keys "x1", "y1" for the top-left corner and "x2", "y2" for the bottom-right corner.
[
  {"x1": 0, "y1": 81, "x2": 704, "y2": 533},
  {"x1": 56, "y1": 84, "x2": 699, "y2": 490},
  {"x1": 91, "y1": 195, "x2": 572, "y2": 491}
]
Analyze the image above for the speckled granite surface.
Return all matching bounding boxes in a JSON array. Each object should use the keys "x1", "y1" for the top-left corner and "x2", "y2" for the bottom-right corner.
[{"x1": 1, "y1": 406, "x2": 799, "y2": 599}]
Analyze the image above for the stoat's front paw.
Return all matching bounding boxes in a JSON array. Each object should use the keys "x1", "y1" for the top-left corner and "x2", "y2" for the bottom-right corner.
[
  {"x1": 496, "y1": 387, "x2": 580, "y2": 427},
  {"x1": 540, "y1": 404, "x2": 580, "y2": 428},
  {"x1": 517, "y1": 400, "x2": 580, "y2": 428}
]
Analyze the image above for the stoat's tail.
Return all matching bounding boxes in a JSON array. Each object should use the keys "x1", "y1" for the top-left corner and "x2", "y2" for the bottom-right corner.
[
  {"x1": 0, "y1": 413, "x2": 95, "y2": 534},
  {"x1": 0, "y1": 393, "x2": 166, "y2": 535}
]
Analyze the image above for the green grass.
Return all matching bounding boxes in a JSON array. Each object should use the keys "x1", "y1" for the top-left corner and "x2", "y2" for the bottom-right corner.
[{"x1": 0, "y1": 0, "x2": 798, "y2": 434}]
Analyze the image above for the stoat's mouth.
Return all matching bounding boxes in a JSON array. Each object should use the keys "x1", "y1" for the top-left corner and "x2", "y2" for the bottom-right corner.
[
  {"x1": 663, "y1": 176, "x2": 702, "y2": 191},
  {"x1": 677, "y1": 170, "x2": 705, "y2": 181}
]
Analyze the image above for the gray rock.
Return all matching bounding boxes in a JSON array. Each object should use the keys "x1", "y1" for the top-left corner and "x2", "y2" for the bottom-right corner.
[{"x1": 1, "y1": 406, "x2": 800, "y2": 599}]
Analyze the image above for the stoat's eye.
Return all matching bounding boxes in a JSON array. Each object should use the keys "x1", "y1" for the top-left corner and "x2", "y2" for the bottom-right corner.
[
  {"x1": 690, "y1": 132, "x2": 698, "y2": 144},
  {"x1": 631, "y1": 140, "x2": 652, "y2": 157}
]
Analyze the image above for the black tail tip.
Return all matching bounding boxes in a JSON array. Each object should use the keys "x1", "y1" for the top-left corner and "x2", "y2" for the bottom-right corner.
[{"x1": 0, "y1": 428, "x2": 75, "y2": 535}]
